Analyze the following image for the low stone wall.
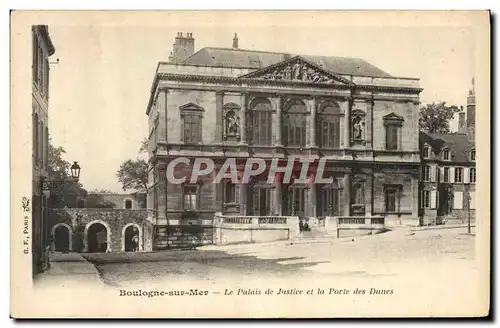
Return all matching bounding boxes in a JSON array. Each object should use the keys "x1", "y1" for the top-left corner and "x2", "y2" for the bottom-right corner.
[
  {"x1": 213, "y1": 215, "x2": 300, "y2": 246},
  {"x1": 49, "y1": 208, "x2": 148, "y2": 253},
  {"x1": 324, "y1": 216, "x2": 387, "y2": 238}
]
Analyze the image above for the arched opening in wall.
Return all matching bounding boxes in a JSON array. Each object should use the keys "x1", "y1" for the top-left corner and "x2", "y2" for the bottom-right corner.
[
  {"x1": 87, "y1": 223, "x2": 108, "y2": 253},
  {"x1": 54, "y1": 225, "x2": 70, "y2": 252},
  {"x1": 125, "y1": 199, "x2": 132, "y2": 209},
  {"x1": 124, "y1": 225, "x2": 140, "y2": 252}
]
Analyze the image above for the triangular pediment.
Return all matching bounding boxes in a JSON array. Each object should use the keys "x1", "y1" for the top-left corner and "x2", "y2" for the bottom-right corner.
[
  {"x1": 383, "y1": 112, "x2": 404, "y2": 121},
  {"x1": 239, "y1": 56, "x2": 354, "y2": 85},
  {"x1": 180, "y1": 102, "x2": 205, "y2": 112}
]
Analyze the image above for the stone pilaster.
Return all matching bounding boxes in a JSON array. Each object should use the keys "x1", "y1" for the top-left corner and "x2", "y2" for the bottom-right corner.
[
  {"x1": 239, "y1": 182, "x2": 247, "y2": 215},
  {"x1": 310, "y1": 184, "x2": 317, "y2": 218},
  {"x1": 240, "y1": 93, "x2": 247, "y2": 144},
  {"x1": 215, "y1": 91, "x2": 224, "y2": 143},
  {"x1": 365, "y1": 169, "x2": 373, "y2": 216},
  {"x1": 343, "y1": 172, "x2": 351, "y2": 216},
  {"x1": 310, "y1": 97, "x2": 317, "y2": 148},
  {"x1": 275, "y1": 181, "x2": 283, "y2": 215},
  {"x1": 275, "y1": 95, "x2": 283, "y2": 147},
  {"x1": 344, "y1": 98, "x2": 351, "y2": 149}
]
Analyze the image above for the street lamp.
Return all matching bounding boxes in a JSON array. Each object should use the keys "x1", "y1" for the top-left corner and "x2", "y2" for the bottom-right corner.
[{"x1": 41, "y1": 161, "x2": 81, "y2": 196}]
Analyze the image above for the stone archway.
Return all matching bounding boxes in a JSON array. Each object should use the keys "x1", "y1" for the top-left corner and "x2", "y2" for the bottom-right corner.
[
  {"x1": 122, "y1": 223, "x2": 142, "y2": 252},
  {"x1": 52, "y1": 223, "x2": 72, "y2": 252},
  {"x1": 84, "y1": 220, "x2": 111, "y2": 253}
]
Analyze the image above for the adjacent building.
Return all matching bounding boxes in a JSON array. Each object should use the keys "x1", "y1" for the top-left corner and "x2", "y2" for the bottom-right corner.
[
  {"x1": 419, "y1": 80, "x2": 476, "y2": 225},
  {"x1": 145, "y1": 32, "x2": 423, "y2": 249},
  {"x1": 32, "y1": 25, "x2": 55, "y2": 275}
]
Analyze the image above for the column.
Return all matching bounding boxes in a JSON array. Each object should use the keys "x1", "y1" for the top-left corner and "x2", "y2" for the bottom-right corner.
[
  {"x1": 240, "y1": 93, "x2": 247, "y2": 144},
  {"x1": 310, "y1": 184, "x2": 317, "y2": 218},
  {"x1": 215, "y1": 91, "x2": 224, "y2": 143},
  {"x1": 239, "y1": 182, "x2": 247, "y2": 215},
  {"x1": 275, "y1": 180, "x2": 283, "y2": 216},
  {"x1": 365, "y1": 169, "x2": 373, "y2": 216},
  {"x1": 366, "y1": 99, "x2": 372, "y2": 148},
  {"x1": 158, "y1": 88, "x2": 169, "y2": 142},
  {"x1": 344, "y1": 98, "x2": 351, "y2": 148},
  {"x1": 411, "y1": 174, "x2": 419, "y2": 220},
  {"x1": 275, "y1": 95, "x2": 282, "y2": 147},
  {"x1": 343, "y1": 172, "x2": 351, "y2": 216},
  {"x1": 310, "y1": 97, "x2": 317, "y2": 148}
]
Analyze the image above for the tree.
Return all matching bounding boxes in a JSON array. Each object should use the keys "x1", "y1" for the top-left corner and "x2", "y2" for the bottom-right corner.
[
  {"x1": 47, "y1": 143, "x2": 88, "y2": 208},
  {"x1": 419, "y1": 101, "x2": 460, "y2": 133},
  {"x1": 139, "y1": 138, "x2": 148, "y2": 154},
  {"x1": 116, "y1": 159, "x2": 148, "y2": 193}
]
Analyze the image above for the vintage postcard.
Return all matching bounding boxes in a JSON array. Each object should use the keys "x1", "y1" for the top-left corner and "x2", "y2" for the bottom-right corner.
[{"x1": 10, "y1": 10, "x2": 490, "y2": 318}]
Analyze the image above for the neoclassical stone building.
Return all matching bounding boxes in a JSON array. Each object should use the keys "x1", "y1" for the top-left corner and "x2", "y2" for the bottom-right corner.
[{"x1": 145, "y1": 33, "x2": 422, "y2": 249}]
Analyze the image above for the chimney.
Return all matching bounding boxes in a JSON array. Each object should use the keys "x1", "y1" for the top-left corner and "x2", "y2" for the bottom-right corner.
[
  {"x1": 458, "y1": 110, "x2": 466, "y2": 134},
  {"x1": 232, "y1": 33, "x2": 239, "y2": 49},
  {"x1": 466, "y1": 77, "x2": 476, "y2": 141},
  {"x1": 169, "y1": 32, "x2": 195, "y2": 64}
]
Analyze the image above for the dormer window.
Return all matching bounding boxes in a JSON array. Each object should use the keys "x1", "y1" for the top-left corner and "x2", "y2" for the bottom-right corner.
[
  {"x1": 470, "y1": 150, "x2": 476, "y2": 161},
  {"x1": 443, "y1": 149, "x2": 450, "y2": 161},
  {"x1": 423, "y1": 146, "x2": 431, "y2": 159}
]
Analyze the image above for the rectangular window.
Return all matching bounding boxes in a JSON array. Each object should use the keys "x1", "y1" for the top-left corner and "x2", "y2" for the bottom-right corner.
[
  {"x1": 248, "y1": 187, "x2": 272, "y2": 216},
  {"x1": 283, "y1": 188, "x2": 306, "y2": 216},
  {"x1": 319, "y1": 187, "x2": 341, "y2": 216},
  {"x1": 182, "y1": 114, "x2": 202, "y2": 143},
  {"x1": 455, "y1": 168, "x2": 463, "y2": 183},
  {"x1": 470, "y1": 168, "x2": 476, "y2": 183},
  {"x1": 33, "y1": 33, "x2": 38, "y2": 83},
  {"x1": 422, "y1": 190, "x2": 431, "y2": 208},
  {"x1": 386, "y1": 125, "x2": 399, "y2": 150},
  {"x1": 224, "y1": 182, "x2": 237, "y2": 203},
  {"x1": 443, "y1": 167, "x2": 450, "y2": 183},
  {"x1": 422, "y1": 166, "x2": 431, "y2": 182},
  {"x1": 453, "y1": 191, "x2": 463, "y2": 210},
  {"x1": 183, "y1": 185, "x2": 198, "y2": 211},
  {"x1": 385, "y1": 186, "x2": 400, "y2": 212}
]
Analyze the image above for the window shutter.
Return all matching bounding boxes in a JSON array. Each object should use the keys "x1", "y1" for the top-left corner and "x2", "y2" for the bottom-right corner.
[
  {"x1": 464, "y1": 168, "x2": 470, "y2": 184},
  {"x1": 470, "y1": 191, "x2": 475, "y2": 209},
  {"x1": 430, "y1": 190, "x2": 437, "y2": 209},
  {"x1": 453, "y1": 191, "x2": 463, "y2": 210},
  {"x1": 430, "y1": 166, "x2": 436, "y2": 182},
  {"x1": 449, "y1": 167, "x2": 455, "y2": 183}
]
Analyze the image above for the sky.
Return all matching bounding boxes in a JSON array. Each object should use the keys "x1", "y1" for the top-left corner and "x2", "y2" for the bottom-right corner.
[{"x1": 47, "y1": 16, "x2": 476, "y2": 193}]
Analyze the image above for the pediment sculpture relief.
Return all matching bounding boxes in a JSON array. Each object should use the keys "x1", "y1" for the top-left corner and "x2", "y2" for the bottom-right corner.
[{"x1": 241, "y1": 57, "x2": 346, "y2": 84}]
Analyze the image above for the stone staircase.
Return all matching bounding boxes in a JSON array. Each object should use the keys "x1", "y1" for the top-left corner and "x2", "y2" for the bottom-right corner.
[{"x1": 297, "y1": 228, "x2": 333, "y2": 240}]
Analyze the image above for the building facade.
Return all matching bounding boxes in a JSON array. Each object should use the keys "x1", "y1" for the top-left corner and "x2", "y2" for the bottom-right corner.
[
  {"x1": 32, "y1": 25, "x2": 55, "y2": 275},
  {"x1": 146, "y1": 33, "x2": 422, "y2": 249},
  {"x1": 419, "y1": 80, "x2": 476, "y2": 225}
]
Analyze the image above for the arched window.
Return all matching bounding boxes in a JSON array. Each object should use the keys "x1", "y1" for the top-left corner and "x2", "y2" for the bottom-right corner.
[
  {"x1": 125, "y1": 199, "x2": 133, "y2": 209},
  {"x1": 470, "y1": 149, "x2": 476, "y2": 161},
  {"x1": 248, "y1": 98, "x2": 272, "y2": 146},
  {"x1": 282, "y1": 99, "x2": 307, "y2": 147},
  {"x1": 317, "y1": 101, "x2": 342, "y2": 148}
]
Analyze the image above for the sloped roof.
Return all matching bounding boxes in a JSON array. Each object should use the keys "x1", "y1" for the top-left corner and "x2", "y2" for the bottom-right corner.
[
  {"x1": 182, "y1": 47, "x2": 393, "y2": 78},
  {"x1": 420, "y1": 131, "x2": 475, "y2": 163}
]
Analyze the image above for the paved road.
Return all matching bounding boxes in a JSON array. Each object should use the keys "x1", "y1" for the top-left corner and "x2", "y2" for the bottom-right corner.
[{"x1": 82, "y1": 228, "x2": 476, "y2": 288}]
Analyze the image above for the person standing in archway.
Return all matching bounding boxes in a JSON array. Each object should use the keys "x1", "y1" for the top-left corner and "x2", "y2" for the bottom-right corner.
[{"x1": 131, "y1": 233, "x2": 139, "y2": 252}]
